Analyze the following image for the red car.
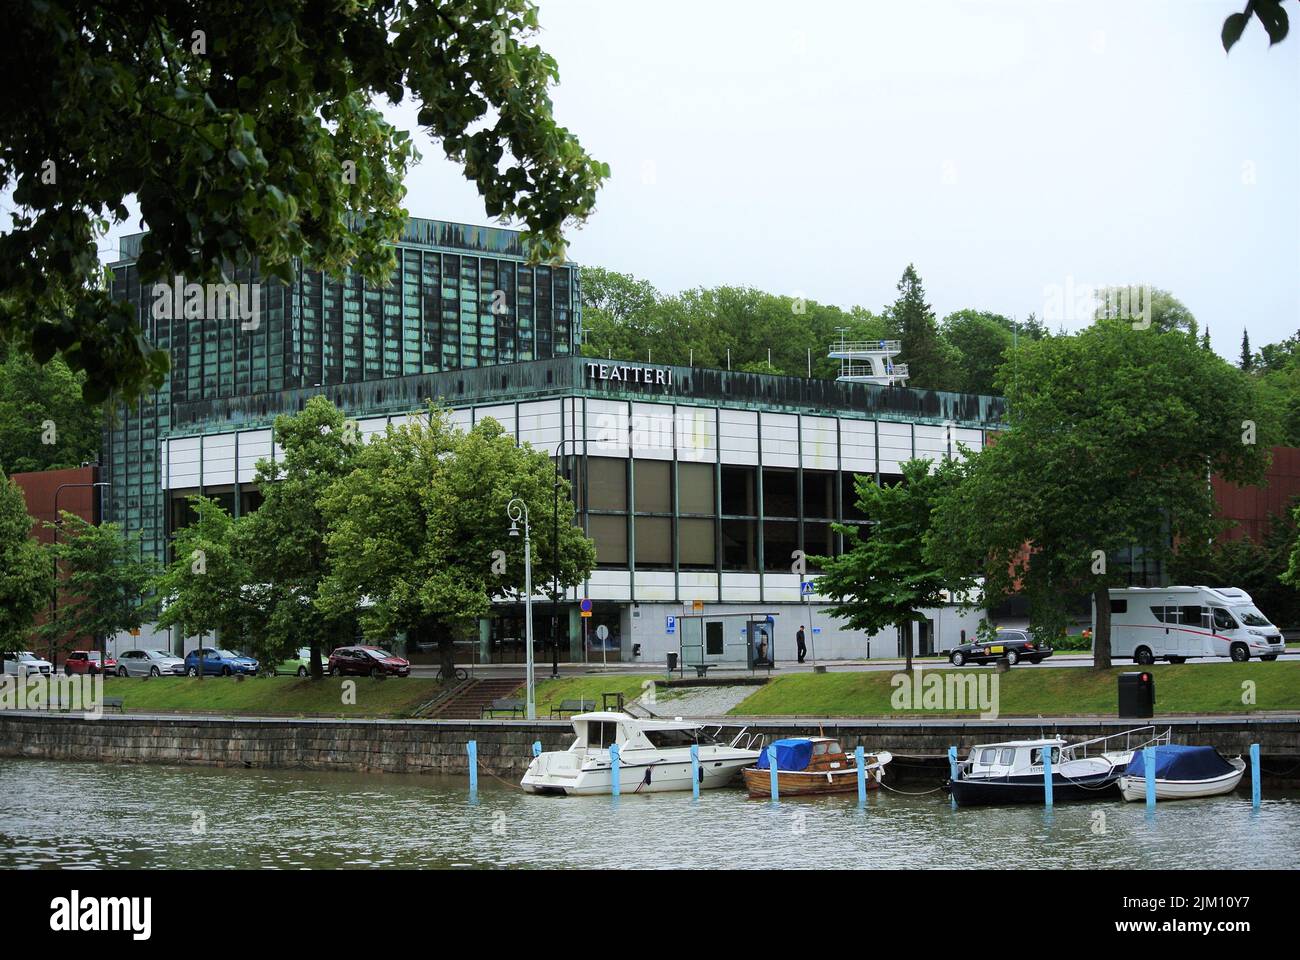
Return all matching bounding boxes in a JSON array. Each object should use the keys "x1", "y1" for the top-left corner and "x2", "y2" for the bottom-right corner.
[
  {"x1": 64, "y1": 651, "x2": 118, "y2": 675},
  {"x1": 328, "y1": 645, "x2": 411, "y2": 678}
]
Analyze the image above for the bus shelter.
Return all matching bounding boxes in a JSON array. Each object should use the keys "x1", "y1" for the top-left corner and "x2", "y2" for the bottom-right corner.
[{"x1": 675, "y1": 612, "x2": 781, "y2": 678}]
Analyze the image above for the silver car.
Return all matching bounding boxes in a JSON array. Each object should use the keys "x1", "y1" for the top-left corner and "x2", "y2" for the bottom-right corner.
[{"x1": 116, "y1": 649, "x2": 186, "y2": 677}]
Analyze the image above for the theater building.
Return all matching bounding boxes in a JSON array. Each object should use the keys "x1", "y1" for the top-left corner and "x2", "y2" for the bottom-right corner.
[{"x1": 103, "y1": 218, "x2": 1005, "y2": 664}]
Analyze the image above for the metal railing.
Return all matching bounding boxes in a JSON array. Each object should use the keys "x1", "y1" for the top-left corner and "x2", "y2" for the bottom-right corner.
[
  {"x1": 1062, "y1": 726, "x2": 1171, "y2": 762},
  {"x1": 837, "y1": 363, "x2": 909, "y2": 380},
  {"x1": 828, "y1": 340, "x2": 902, "y2": 354}
]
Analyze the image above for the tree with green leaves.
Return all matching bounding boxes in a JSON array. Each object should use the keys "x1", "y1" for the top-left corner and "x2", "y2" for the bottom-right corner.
[
  {"x1": 929, "y1": 322, "x2": 1275, "y2": 668},
  {"x1": 1222, "y1": 0, "x2": 1293, "y2": 51},
  {"x1": 0, "y1": 472, "x2": 52, "y2": 658},
  {"x1": 39, "y1": 512, "x2": 157, "y2": 665},
  {"x1": 1241, "y1": 329, "x2": 1254, "y2": 371},
  {"x1": 318, "y1": 408, "x2": 595, "y2": 678},
  {"x1": 153, "y1": 496, "x2": 270, "y2": 675},
  {"x1": 886, "y1": 265, "x2": 960, "y2": 391},
  {"x1": 0, "y1": 0, "x2": 606, "y2": 403},
  {"x1": 809, "y1": 458, "x2": 971, "y2": 672},
  {"x1": 237, "y1": 396, "x2": 364, "y2": 679},
  {"x1": 940, "y1": 310, "x2": 1013, "y2": 395},
  {"x1": 1283, "y1": 503, "x2": 1300, "y2": 596},
  {"x1": 0, "y1": 345, "x2": 103, "y2": 474}
]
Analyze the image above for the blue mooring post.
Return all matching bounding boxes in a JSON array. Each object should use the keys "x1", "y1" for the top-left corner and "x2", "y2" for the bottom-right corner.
[
  {"x1": 767, "y1": 744, "x2": 779, "y2": 800},
  {"x1": 948, "y1": 746, "x2": 958, "y2": 782},
  {"x1": 1144, "y1": 746, "x2": 1156, "y2": 809},
  {"x1": 609, "y1": 743, "x2": 621, "y2": 797},
  {"x1": 532, "y1": 740, "x2": 541, "y2": 758},
  {"x1": 690, "y1": 744, "x2": 700, "y2": 799},
  {"x1": 467, "y1": 740, "x2": 478, "y2": 793},
  {"x1": 855, "y1": 746, "x2": 866, "y2": 804},
  {"x1": 1042, "y1": 744, "x2": 1054, "y2": 807},
  {"x1": 1250, "y1": 743, "x2": 1261, "y2": 809}
]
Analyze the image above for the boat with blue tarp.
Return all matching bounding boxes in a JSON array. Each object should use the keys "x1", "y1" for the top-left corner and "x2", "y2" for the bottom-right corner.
[
  {"x1": 741, "y1": 737, "x2": 891, "y2": 797},
  {"x1": 1117, "y1": 745, "x2": 1245, "y2": 801}
]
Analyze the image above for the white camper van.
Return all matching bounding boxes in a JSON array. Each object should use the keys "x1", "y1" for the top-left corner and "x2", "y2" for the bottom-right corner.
[{"x1": 1097, "y1": 587, "x2": 1285, "y2": 664}]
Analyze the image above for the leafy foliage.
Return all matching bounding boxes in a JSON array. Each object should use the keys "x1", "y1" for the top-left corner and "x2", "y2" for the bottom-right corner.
[
  {"x1": 0, "y1": 345, "x2": 103, "y2": 474},
  {"x1": 39, "y1": 512, "x2": 158, "y2": 656},
  {"x1": 0, "y1": 472, "x2": 51, "y2": 653},
  {"x1": 809, "y1": 458, "x2": 971, "y2": 671},
  {"x1": 318, "y1": 406, "x2": 595, "y2": 675},
  {"x1": 0, "y1": 0, "x2": 606, "y2": 403},
  {"x1": 928, "y1": 322, "x2": 1276, "y2": 667},
  {"x1": 1222, "y1": 1, "x2": 1292, "y2": 51}
]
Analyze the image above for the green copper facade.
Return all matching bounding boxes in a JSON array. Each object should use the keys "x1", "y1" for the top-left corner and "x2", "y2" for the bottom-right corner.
[{"x1": 104, "y1": 218, "x2": 581, "y2": 562}]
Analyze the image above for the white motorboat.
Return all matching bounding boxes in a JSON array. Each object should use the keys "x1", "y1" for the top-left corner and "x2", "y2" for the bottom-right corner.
[
  {"x1": 521, "y1": 711, "x2": 764, "y2": 795},
  {"x1": 1118, "y1": 745, "x2": 1246, "y2": 801}
]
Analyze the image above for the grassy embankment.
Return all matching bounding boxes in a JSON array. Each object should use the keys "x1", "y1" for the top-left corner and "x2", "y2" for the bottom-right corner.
[
  {"x1": 98, "y1": 675, "x2": 448, "y2": 718},
  {"x1": 728, "y1": 663, "x2": 1300, "y2": 717}
]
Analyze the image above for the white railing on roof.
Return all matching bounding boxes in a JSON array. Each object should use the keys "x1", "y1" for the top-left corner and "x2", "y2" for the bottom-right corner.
[{"x1": 829, "y1": 340, "x2": 903, "y2": 354}]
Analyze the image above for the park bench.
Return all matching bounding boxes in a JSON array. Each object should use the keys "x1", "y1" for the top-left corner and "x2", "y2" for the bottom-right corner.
[
  {"x1": 550, "y1": 698, "x2": 595, "y2": 717},
  {"x1": 481, "y1": 698, "x2": 524, "y2": 718},
  {"x1": 691, "y1": 663, "x2": 713, "y2": 678},
  {"x1": 44, "y1": 696, "x2": 124, "y2": 713}
]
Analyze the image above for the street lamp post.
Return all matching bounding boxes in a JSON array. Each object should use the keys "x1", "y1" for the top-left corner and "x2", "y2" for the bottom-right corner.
[
  {"x1": 507, "y1": 497, "x2": 536, "y2": 720},
  {"x1": 50, "y1": 481, "x2": 110, "y2": 667},
  {"x1": 551, "y1": 439, "x2": 582, "y2": 679}
]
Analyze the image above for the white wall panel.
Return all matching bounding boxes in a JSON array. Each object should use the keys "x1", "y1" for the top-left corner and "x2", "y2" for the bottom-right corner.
[
  {"x1": 760, "y1": 412, "x2": 799, "y2": 468},
  {"x1": 634, "y1": 571, "x2": 676, "y2": 601},
  {"x1": 955, "y1": 428, "x2": 984, "y2": 457},
  {"x1": 914, "y1": 424, "x2": 947, "y2": 468},
  {"x1": 877, "y1": 421, "x2": 912, "y2": 473},
  {"x1": 674, "y1": 406, "x2": 716, "y2": 463},
  {"x1": 201, "y1": 433, "x2": 236, "y2": 486},
  {"x1": 358, "y1": 417, "x2": 388, "y2": 444},
  {"x1": 720, "y1": 572, "x2": 762, "y2": 602},
  {"x1": 474, "y1": 404, "x2": 516, "y2": 438},
  {"x1": 236, "y1": 430, "x2": 273, "y2": 484},
  {"x1": 800, "y1": 415, "x2": 838, "y2": 470},
  {"x1": 585, "y1": 399, "x2": 629, "y2": 457},
  {"x1": 839, "y1": 419, "x2": 876, "y2": 473},
  {"x1": 630, "y1": 402, "x2": 675, "y2": 460},
  {"x1": 448, "y1": 407, "x2": 473, "y2": 434},
  {"x1": 168, "y1": 437, "x2": 201, "y2": 489},
  {"x1": 718, "y1": 409, "x2": 758, "y2": 465},
  {"x1": 586, "y1": 569, "x2": 631, "y2": 601}
]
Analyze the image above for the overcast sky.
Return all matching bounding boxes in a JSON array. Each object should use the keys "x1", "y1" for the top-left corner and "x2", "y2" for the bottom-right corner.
[{"x1": 87, "y1": 1, "x2": 1298, "y2": 357}]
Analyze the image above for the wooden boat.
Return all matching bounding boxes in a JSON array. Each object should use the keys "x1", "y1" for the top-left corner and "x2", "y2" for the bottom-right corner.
[
  {"x1": 742, "y1": 737, "x2": 892, "y2": 797},
  {"x1": 1117, "y1": 745, "x2": 1246, "y2": 802}
]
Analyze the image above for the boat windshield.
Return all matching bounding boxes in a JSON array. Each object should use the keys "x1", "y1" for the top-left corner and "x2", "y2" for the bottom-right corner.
[{"x1": 644, "y1": 728, "x2": 701, "y2": 748}]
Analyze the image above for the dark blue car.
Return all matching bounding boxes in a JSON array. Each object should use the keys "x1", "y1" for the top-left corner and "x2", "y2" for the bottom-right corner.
[{"x1": 184, "y1": 647, "x2": 259, "y2": 677}]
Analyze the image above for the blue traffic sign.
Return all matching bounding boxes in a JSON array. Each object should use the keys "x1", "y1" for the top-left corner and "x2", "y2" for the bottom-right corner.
[
  {"x1": 800, "y1": 580, "x2": 814, "y2": 595},
  {"x1": 666, "y1": 616, "x2": 676, "y2": 634},
  {"x1": 580, "y1": 598, "x2": 592, "y2": 612}
]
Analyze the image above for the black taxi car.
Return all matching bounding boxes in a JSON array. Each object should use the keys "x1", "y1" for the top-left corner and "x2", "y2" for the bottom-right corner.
[{"x1": 948, "y1": 630, "x2": 1052, "y2": 666}]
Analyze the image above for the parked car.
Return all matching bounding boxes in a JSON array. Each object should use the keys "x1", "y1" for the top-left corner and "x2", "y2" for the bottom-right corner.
[
  {"x1": 3, "y1": 651, "x2": 54, "y2": 677},
  {"x1": 63, "y1": 651, "x2": 118, "y2": 675},
  {"x1": 117, "y1": 649, "x2": 186, "y2": 677},
  {"x1": 948, "y1": 630, "x2": 1052, "y2": 667},
  {"x1": 272, "y1": 647, "x2": 315, "y2": 677},
  {"x1": 183, "y1": 648, "x2": 259, "y2": 677},
  {"x1": 328, "y1": 646, "x2": 411, "y2": 678}
]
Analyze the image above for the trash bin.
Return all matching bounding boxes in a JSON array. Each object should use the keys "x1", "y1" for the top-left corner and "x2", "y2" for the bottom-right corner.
[
  {"x1": 1118, "y1": 671, "x2": 1155, "y2": 718},
  {"x1": 666, "y1": 652, "x2": 678, "y2": 672}
]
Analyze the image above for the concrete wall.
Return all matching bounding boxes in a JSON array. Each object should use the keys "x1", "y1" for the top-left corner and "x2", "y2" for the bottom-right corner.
[{"x1": 1, "y1": 712, "x2": 1295, "y2": 781}]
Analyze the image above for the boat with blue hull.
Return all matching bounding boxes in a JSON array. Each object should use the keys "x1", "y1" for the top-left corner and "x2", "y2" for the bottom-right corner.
[{"x1": 946, "y1": 727, "x2": 1170, "y2": 807}]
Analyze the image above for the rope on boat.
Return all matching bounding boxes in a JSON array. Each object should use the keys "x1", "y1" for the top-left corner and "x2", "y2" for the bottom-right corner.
[{"x1": 878, "y1": 780, "x2": 947, "y2": 796}]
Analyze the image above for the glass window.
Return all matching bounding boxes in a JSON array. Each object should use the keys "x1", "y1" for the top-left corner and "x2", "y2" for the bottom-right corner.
[
  {"x1": 842, "y1": 472, "x2": 870, "y2": 521},
  {"x1": 1150, "y1": 606, "x2": 1167, "y2": 623},
  {"x1": 678, "y1": 462, "x2": 715, "y2": 515},
  {"x1": 998, "y1": 748, "x2": 1014, "y2": 765},
  {"x1": 803, "y1": 521, "x2": 835, "y2": 564},
  {"x1": 587, "y1": 457, "x2": 627, "y2": 512},
  {"x1": 678, "y1": 518, "x2": 716, "y2": 570},
  {"x1": 803, "y1": 470, "x2": 835, "y2": 519},
  {"x1": 763, "y1": 520, "x2": 799, "y2": 572},
  {"x1": 720, "y1": 466, "x2": 756, "y2": 516},
  {"x1": 588, "y1": 515, "x2": 627, "y2": 568},
  {"x1": 721, "y1": 518, "x2": 757, "y2": 570},
  {"x1": 634, "y1": 516, "x2": 672, "y2": 569},
  {"x1": 980, "y1": 748, "x2": 996, "y2": 764},
  {"x1": 763, "y1": 468, "x2": 798, "y2": 518},
  {"x1": 1212, "y1": 608, "x2": 1237, "y2": 630},
  {"x1": 1111, "y1": 599, "x2": 1128, "y2": 614},
  {"x1": 634, "y1": 460, "x2": 672, "y2": 514},
  {"x1": 705, "y1": 621, "x2": 724, "y2": 656}
]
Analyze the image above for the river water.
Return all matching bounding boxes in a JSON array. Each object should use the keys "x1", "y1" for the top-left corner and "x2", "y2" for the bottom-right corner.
[{"x1": 1, "y1": 758, "x2": 1296, "y2": 869}]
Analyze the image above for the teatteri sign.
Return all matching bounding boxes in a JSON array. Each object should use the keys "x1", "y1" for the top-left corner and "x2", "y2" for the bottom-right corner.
[{"x1": 585, "y1": 362, "x2": 673, "y2": 388}]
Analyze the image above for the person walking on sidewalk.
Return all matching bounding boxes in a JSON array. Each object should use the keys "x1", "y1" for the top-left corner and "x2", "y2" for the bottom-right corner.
[{"x1": 796, "y1": 625, "x2": 807, "y2": 664}]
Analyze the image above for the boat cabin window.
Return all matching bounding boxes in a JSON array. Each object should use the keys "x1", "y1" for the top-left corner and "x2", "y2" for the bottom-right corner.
[
  {"x1": 979, "y1": 748, "x2": 996, "y2": 764},
  {"x1": 812, "y1": 741, "x2": 839, "y2": 756},
  {"x1": 1030, "y1": 747, "x2": 1061, "y2": 766},
  {"x1": 585, "y1": 721, "x2": 619, "y2": 749},
  {"x1": 643, "y1": 728, "x2": 698, "y2": 748},
  {"x1": 998, "y1": 748, "x2": 1014, "y2": 765},
  {"x1": 1212, "y1": 608, "x2": 1237, "y2": 631}
]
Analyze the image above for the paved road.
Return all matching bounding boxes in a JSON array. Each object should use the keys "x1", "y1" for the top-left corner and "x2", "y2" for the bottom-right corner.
[{"x1": 409, "y1": 649, "x2": 1298, "y2": 679}]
